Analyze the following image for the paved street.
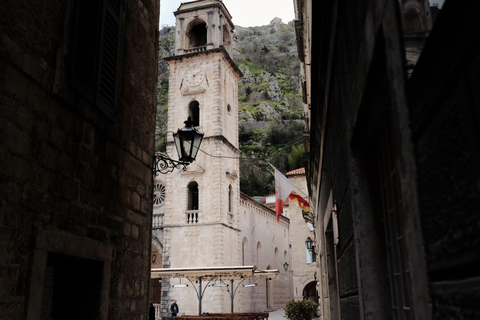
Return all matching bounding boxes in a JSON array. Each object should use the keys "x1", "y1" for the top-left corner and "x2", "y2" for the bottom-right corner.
[
  {"x1": 269, "y1": 307, "x2": 321, "y2": 320},
  {"x1": 268, "y1": 308, "x2": 286, "y2": 320}
]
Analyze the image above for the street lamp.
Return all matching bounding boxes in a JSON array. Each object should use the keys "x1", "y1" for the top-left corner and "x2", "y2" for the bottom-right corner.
[
  {"x1": 283, "y1": 262, "x2": 289, "y2": 271},
  {"x1": 305, "y1": 237, "x2": 313, "y2": 250},
  {"x1": 153, "y1": 117, "x2": 204, "y2": 175}
]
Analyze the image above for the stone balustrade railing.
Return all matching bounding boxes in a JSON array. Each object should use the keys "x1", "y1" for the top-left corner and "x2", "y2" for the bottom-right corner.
[
  {"x1": 183, "y1": 46, "x2": 208, "y2": 54},
  {"x1": 152, "y1": 214, "x2": 163, "y2": 229},
  {"x1": 185, "y1": 210, "x2": 200, "y2": 224}
]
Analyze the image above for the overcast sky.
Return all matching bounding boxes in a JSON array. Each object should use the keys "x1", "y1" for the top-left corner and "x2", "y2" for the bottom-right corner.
[{"x1": 160, "y1": 0, "x2": 295, "y2": 28}]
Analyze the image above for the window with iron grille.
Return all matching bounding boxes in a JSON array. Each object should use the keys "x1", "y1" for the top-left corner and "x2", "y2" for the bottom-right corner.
[
  {"x1": 376, "y1": 125, "x2": 413, "y2": 320},
  {"x1": 70, "y1": 0, "x2": 123, "y2": 120},
  {"x1": 228, "y1": 184, "x2": 232, "y2": 213}
]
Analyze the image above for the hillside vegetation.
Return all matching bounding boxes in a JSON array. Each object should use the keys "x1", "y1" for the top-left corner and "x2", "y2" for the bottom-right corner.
[{"x1": 156, "y1": 19, "x2": 305, "y2": 196}]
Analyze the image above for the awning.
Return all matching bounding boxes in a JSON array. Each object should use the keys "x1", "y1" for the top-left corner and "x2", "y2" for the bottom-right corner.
[{"x1": 151, "y1": 266, "x2": 278, "y2": 280}]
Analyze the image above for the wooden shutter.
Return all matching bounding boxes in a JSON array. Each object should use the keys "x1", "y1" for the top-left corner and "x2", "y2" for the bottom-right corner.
[
  {"x1": 71, "y1": 0, "x2": 102, "y2": 103},
  {"x1": 98, "y1": 0, "x2": 123, "y2": 118},
  {"x1": 70, "y1": 0, "x2": 123, "y2": 120}
]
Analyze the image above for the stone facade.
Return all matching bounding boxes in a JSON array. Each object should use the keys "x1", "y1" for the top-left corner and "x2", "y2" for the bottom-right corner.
[
  {"x1": 0, "y1": 1, "x2": 159, "y2": 319},
  {"x1": 238, "y1": 194, "x2": 291, "y2": 312},
  {"x1": 284, "y1": 170, "x2": 317, "y2": 302},
  {"x1": 295, "y1": 0, "x2": 480, "y2": 319},
  {"x1": 151, "y1": 0, "x2": 292, "y2": 316}
]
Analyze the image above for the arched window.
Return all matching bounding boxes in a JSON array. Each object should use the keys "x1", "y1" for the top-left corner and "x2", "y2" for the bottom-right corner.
[
  {"x1": 186, "y1": 20, "x2": 207, "y2": 48},
  {"x1": 242, "y1": 237, "x2": 248, "y2": 265},
  {"x1": 256, "y1": 242, "x2": 262, "y2": 267},
  {"x1": 274, "y1": 247, "x2": 278, "y2": 268},
  {"x1": 187, "y1": 181, "x2": 199, "y2": 210},
  {"x1": 228, "y1": 185, "x2": 232, "y2": 213},
  {"x1": 223, "y1": 25, "x2": 230, "y2": 46},
  {"x1": 189, "y1": 101, "x2": 200, "y2": 126}
]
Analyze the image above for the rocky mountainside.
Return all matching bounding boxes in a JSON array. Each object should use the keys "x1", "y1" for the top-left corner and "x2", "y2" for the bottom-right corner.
[{"x1": 156, "y1": 18, "x2": 305, "y2": 196}]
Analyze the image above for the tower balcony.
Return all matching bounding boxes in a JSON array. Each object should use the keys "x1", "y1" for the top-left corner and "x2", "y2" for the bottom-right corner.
[
  {"x1": 186, "y1": 210, "x2": 201, "y2": 224},
  {"x1": 181, "y1": 45, "x2": 210, "y2": 55},
  {"x1": 152, "y1": 214, "x2": 164, "y2": 229}
]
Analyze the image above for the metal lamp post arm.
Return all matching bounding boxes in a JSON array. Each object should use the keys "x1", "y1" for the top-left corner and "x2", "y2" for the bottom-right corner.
[
  {"x1": 185, "y1": 276, "x2": 218, "y2": 316},
  {"x1": 233, "y1": 278, "x2": 247, "y2": 297},
  {"x1": 202, "y1": 276, "x2": 218, "y2": 297},
  {"x1": 185, "y1": 277, "x2": 200, "y2": 298},
  {"x1": 222, "y1": 278, "x2": 248, "y2": 313}
]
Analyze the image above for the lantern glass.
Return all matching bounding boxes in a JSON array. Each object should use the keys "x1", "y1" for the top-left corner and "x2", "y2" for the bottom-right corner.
[
  {"x1": 173, "y1": 117, "x2": 204, "y2": 163},
  {"x1": 305, "y1": 237, "x2": 313, "y2": 250}
]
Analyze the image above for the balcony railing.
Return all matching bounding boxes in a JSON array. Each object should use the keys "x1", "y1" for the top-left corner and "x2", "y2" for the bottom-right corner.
[
  {"x1": 153, "y1": 303, "x2": 161, "y2": 320},
  {"x1": 152, "y1": 214, "x2": 163, "y2": 229},
  {"x1": 186, "y1": 210, "x2": 200, "y2": 224},
  {"x1": 183, "y1": 45, "x2": 208, "y2": 54}
]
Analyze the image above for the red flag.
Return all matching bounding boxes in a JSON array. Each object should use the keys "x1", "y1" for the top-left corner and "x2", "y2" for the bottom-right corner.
[{"x1": 288, "y1": 191, "x2": 311, "y2": 212}]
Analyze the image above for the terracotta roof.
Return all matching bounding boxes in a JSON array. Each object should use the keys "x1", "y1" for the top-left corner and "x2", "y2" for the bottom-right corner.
[{"x1": 286, "y1": 168, "x2": 305, "y2": 176}]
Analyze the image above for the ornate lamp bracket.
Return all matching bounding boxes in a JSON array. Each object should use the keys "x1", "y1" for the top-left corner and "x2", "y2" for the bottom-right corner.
[
  {"x1": 153, "y1": 117, "x2": 203, "y2": 176},
  {"x1": 153, "y1": 153, "x2": 189, "y2": 175}
]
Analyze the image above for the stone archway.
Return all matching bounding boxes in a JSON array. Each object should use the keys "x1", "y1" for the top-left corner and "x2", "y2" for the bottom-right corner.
[
  {"x1": 302, "y1": 281, "x2": 318, "y2": 302},
  {"x1": 150, "y1": 238, "x2": 163, "y2": 304}
]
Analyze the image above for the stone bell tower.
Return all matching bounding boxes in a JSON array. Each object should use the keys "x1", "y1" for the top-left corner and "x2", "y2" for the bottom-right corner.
[{"x1": 161, "y1": 0, "x2": 243, "y2": 315}]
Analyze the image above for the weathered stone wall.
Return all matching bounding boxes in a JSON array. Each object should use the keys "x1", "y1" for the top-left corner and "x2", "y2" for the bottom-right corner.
[
  {"x1": 0, "y1": 1, "x2": 159, "y2": 319},
  {"x1": 286, "y1": 173, "x2": 316, "y2": 302},
  {"x1": 306, "y1": 0, "x2": 480, "y2": 319},
  {"x1": 309, "y1": 0, "x2": 369, "y2": 318},
  {"x1": 238, "y1": 195, "x2": 291, "y2": 312},
  {"x1": 408, "y1": 3, "x2": 480, "y2": 318}
]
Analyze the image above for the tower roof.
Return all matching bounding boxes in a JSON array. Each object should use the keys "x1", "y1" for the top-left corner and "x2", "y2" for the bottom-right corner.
[
  {"x1": 286, "y1": 168, "x2": 306, "y2": 176},
  {"x1": 175, "y1": 0, "x2": 234, "y2": 28}
]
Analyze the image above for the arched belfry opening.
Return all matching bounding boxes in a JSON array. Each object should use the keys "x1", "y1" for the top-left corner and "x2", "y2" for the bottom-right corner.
[
  {"x1": 189, "y1": 100, "x2": 200, "y2": 126},
  {"x1": 186, "y1": 20, "x2": 207, "y2": 48},
  {"x1": 222, "y1": 25, "x2": 230, "y2": 46}
]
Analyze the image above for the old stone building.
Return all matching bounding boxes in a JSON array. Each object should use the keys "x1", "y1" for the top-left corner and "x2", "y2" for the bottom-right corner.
[
  {"x1": 295, "y1": 0, "x2": 480, "y2": 319},
  {"x1": 151, "y1": 0, "x2": 291, "y2": 316},
  {"x1": 284, "y1": 169, "x2": 317, "y2": 303},
  {"x1": 259, "y1": 168, "x2": 317, "y2": 303},
  {"x1": 0, "y1": 1, "x2": 159, "y2": 319}
]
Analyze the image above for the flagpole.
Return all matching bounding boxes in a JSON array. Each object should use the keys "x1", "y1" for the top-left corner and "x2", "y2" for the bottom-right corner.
[{"x1": 268, "y1": 162, "x2": 309, "y2": 198}]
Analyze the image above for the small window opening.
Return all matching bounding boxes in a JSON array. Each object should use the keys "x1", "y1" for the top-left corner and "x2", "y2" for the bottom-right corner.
[
  {"x1": 188, "y1": 181, "x2": 199, "y2": 210},
  {"x1": 189, "y1": 101, "x2": 200, "y2": 126},
  {"x1": 228, "y1": 185, "x2": 233, "y2": 213}
]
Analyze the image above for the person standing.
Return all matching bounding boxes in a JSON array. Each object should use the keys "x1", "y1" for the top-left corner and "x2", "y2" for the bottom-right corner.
[
  {"x1": 170, "y1": 300, "x2": 179, "y2": 317},
  {"x1": 149, "y1": 302, "x2": 155, "y2": 320}
]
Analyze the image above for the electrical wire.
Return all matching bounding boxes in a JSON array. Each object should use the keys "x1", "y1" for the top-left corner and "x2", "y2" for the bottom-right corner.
[{"x1": 196, "y1": 138, "x2": 304, "y2": 164}]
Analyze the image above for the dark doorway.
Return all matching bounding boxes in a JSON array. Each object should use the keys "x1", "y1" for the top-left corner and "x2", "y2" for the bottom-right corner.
[
  {"x1": 41, "y1": 253, "x2": 103, "y2": 320},
  {"x1": 303, "y1": 281, "x2": 318, "y2": 302}
]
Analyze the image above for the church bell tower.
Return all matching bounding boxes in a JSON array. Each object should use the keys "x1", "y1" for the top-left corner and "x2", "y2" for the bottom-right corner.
[{"x1": 161, "y1": 0, "x2": 243, "y2": 315}]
